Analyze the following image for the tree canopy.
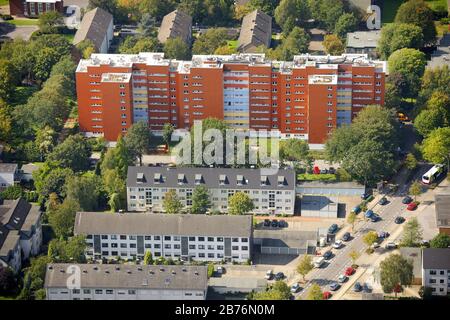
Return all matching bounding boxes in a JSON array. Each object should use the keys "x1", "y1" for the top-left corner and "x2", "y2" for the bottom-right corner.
[
  {"x1": 228, "y1": 192, "x2": 254, "y2": 215},
  {"x1": 377, "y1": 23, "x2": 424, "y2": 60},
  {"x1": 380, "y1": 254, "x2": 413, "y2": 293}
]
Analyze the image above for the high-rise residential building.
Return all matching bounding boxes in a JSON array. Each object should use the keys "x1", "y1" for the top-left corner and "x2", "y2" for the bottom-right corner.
[{"x1": 76, "y1": 53, "x2": 386, "y2": 144}]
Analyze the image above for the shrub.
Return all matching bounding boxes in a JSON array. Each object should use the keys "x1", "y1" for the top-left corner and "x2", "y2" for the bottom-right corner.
[
  {"x1": 0, "y1": 185, "x2": 24, "y2": 200},
  {"x1": 2, "y1": 14, "x2": 13, "y2": 20},
  {"x1": 207, "y1": 263, "x2": 214, "y2": 278}
]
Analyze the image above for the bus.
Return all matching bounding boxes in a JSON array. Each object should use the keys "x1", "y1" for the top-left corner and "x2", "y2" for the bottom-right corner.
[{"x1": 422, "y1": 164, "x2": 446, "y2": 184}]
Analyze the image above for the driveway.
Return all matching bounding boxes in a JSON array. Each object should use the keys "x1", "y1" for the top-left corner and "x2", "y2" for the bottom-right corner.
[
  {"x1": 0, "y1": 22, "x2": 38, "y2": 40},
  {"x1": 64, "y1": 5, "x2": 81, "y2": 29}
]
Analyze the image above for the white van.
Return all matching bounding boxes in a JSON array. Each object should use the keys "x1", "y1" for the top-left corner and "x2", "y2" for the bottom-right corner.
[{"x1": 313, "y1": 257, "x2": 325, "y2": 268}]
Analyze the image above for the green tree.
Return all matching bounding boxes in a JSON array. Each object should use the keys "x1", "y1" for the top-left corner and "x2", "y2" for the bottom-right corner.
[
  {"x1": 138, "y1": 13, "x2": 156, "y2": 37},
  {"x1": 334, "y1": 12, "x2": 358, "y2": 39},
  {"x1": 76, "y1": 39, "x2": 97, "y2": 58},
  {"x1": 48, "y1": 235, "x2": 87, "y2": 262},
  {"x1": 207, "y1": 263, "x2": 214, "y2": 278},
  {"x1": 388, "y1": 48, "x2": 427, "y2": 98},
  {"x1": 124, "y1": 121, "x2": 152, "y2": 166},
  {"x1": 162, "y1": 123, "x2": 174, "y2": 149},
  {"x1": 421, "y1": 127, "x2": 450, "y2": 168},
  {"x1": 18, "y1": 255, "x2": 51, "y2": 300},
  {"x1": 414, "y1": 108, "x2": 447, "y2": 137},
  {"x1": 274, "y1": 0, "x2": 311, "y2": 33},
  {"x1": 163, "y1": 189, "x2": 183, "y2": 214},
  {"x1": 47, "y1": 134, "x2": 92, "y2": 172},
  {"x1": 0, "y1": 59, "x2": 17, "y2": 101},
  {"x1": 377, "y1": 23, "x2": 424, "y2": 60},
  {"x1": 48, "y1": 199, "x2": 81, "y2": 239},
  {"x1": 38, "y1": 11, "x2": 64, "y2": 33},
  {"x1": 34, "y1": 126, "x2": 57, "y2": 160},
  {"x1": 191, "y1": 186, "x2": 211, "y2": 214},
  {"x1": 380, "y1": 253, "x2": 413, "y2": 294},
  {"x1": 269, "y1": 27, "x2": 310, "y2": 60},
  {"x1": 228, "y1": 192, "x2": 254, "y2": 215},
  {"x1": 65, "y1": 175, "x2": 100, "y2": 211},
  {"x1": 430, "y1": 233, "x2": 450, "y2": 248},
  {"x1": 280, "y1": 139, "x2": 312, "y2": 166},
  {"x1": 363, "y1": 231, "x2": 378, "y2": 247},
  {"x1": 0, "y1": 99, "x2": 12, "y2": 143},
  {"x1": 33, "y1": 163, "x2": 74, "y2": 201},
  {"x1": 296, "y1": 255, "x2": 313, "y2": 282},
  {"x1": 405, "y1": 153, "x2": 418, "y2": 171},
  {"x1": 143, "y1": 250, "x2": 153, "y2": 265},
  {"x1": 418, "y1": 66, "x2": 450, "y2": 107},
  {"x1": 164, "y1": 37, "x2": 191, "y2": 60},
  {"x1": 307, "y1": 0, "x2": 344, "y2": 32},
  {"x1": 347, "y1": 211, "x2": 358, "y2": 231},
  {"x1": 0, "y1": 266, "x2": 16, "y2": 296},
  {"x1": 307, "y1": 283, "x2": 323, "y2": 300},
  {"x1": 192, "y1": 28, "x2": 229, "y2": 55},
  {"x1": 139, "y1": 0, "x2": 176, "y2": 22},
  {"x1": 349, "y1": 250, "x2": 360, "y2": 265},
  {"x1": 119, "y1": 36, "x2": 161, "y2": 54},
  {"x1": 248, "y1": 0, "x2": 278, "y2": 16},
  {"x1": 253, "y1": 281, "x2": 291, "y2": 300},
  {"x1": 395, "y1": 0, "x2": 437, "y2": 46},
  {"x1": 400, "y1": 217, "x2": 423, "y2": 247},
  {"x1": 323, "y1": 34, "x2": 345, "y2": 55}
]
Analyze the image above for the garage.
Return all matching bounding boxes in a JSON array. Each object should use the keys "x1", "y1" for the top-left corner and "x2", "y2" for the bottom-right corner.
[
  {"x1": 296, "y1": 181, "x2": 365, "y2": 196},
  {"x1": 253, "y1": 230, "x2": 317, "y2": 255},
  {"x1": 300, "y1": 195, "x2": 338, "y2": 218}
]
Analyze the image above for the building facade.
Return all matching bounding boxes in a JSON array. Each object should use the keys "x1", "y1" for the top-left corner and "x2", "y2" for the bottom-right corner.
[
  {"x1": 126, "y1": 166, "x2": 296, "y2": 215},
  {"x1": 75, "y1": 53, "x2": 387, "y2": 144},
  {"x1": 435, "y1": 187, "x2": 450, "y2": 235},
  {"x1": 346, "y1": 31, "x2": 381, "y2": 59},
  {"x1": 45, "y1": 264, "x2": 208, "y2": 300},
  {"x1": 237, "y1": 10, "x2": 272, "y2": 53},
  {"x1": 422, "y1": 248, "x2": 450, "y2": 296},
  {"x1": 0, "y1": 198, "x2": 42, "y2": 273},
  {"x1": 74, "y1": 212, "x2": 253, "y2": 263},
  {"x1": 0, "y1": 163, "x2": 18, "y2": 189},
  {"x1": 157, "y1": 10, "x2": 192, "y2": 45},
  {"x1": 9, "y1": 0, "x2": 64, "y2": 17}
]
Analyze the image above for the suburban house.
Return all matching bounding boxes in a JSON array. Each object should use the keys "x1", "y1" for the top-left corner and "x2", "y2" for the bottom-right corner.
[
  {"x1": 44, "y1": 264, "x2": 208, "y2": 300},
  {"x1": 9, "y1": 0, "x2": 64, "y2": 17},
  {"x1": 126, "y1": 166, "x2": 296, "y2": 215},
  {"x1": 422, "y1": 248, "x2": 450, "y2": 296},
  {"x1": 346, "y1": 31, "x2": 381, "y2": 58},
  {"x1": 0, "y1": 198, "x2": 42, "y2": 273},
  {"x1": 73, "y1": 7, "x2": 114, "y2": 54},
  {"x1": 435, "y1": 188, "x2": 450, "y2": 236},
  {"x1": 157, "y1": 9, "x2": 192, "y2": 45},
  {"x1": 0, "y1": 163, "x2": 19, "y2": 189},
  {"x1": 400, "y1": 247, "x2": 423, "y2": 285},
  {"x1": 237, "y1": 10, "x2": 272, "y2": 53},
  {"x1": 19, "y1": 163, "x2": 39, "y2": 182},
  {"x1": 74, "y1": 211, "x2": 253, "y2": 263}
]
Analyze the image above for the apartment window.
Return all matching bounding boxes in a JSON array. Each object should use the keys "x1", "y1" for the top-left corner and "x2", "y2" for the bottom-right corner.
[
  {"x1": 128, "y1": 290, "x2": 136, "y2": 295},
  {"x1": 120, "y1": 92, "x2": 126, "y2": 96},
  {"x1": 430, "y1": 270, "x2": 437, "y2": 275},
  {"x1": 106, "y1": 290, "x2": 113, "y2": 294},
  {"x1": 120, "y1": 235, "x2": 126, "y2": 240},
  {"x1": 208, "y1": 237, "x2": 214, "y2": 242},
  {"x1": 164, "y1": 236, "x2": 171, "y2": 241},
  {"x1": 95, "y1": 290, "x2": 103, "y2": 294},
  {"x1": 83, "y1": 289, "x2": 91, "y2": 294}
]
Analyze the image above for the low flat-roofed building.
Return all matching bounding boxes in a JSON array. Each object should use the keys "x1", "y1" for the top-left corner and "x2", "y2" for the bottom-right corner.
[
  {"x1": 158, "y1": 9, "x2": 192, "y2": 44},
  {"x1": 73, "y1": 7, "x2": 114, "y2": 54},
  {"x1": 44, "y1": 263, "x2": 208, "y2": 300},
  {"x1": 127, "y1": 166, "x2": 296, "y2": 215},
  {"x1": 74, "y1": 212, "x2": 253, "y2": 263},
  {"x1": 400, "y1": 247, "x2": 422, "y2": 285},
  {"x1": 237, "y1": 10, "x2": 272, "y2": 53},
  {"x1": 254, "y1": 230, "x2": 317, "y2": 255},
  {"x1": 346, "y1": 31, "x2": 381, "y2": 58},
  {"x1": 435, "y1": 187, "x2": 450, "y2": 235},
  {"x1": 301, "y1": 195, "x2": 338, "y2": 218},
  {"x1": 296, "y1": 181, "x2": 365, "y2": 196},
  {"x1": 422, "y1": 248, "x2": 450, "y2": 296}
]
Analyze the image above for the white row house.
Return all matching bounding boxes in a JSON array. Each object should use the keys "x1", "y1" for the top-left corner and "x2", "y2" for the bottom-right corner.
[
  {"x1": 74, "y1": 212, "x2": 253, "y2": 263},
  {"x1": 126, "y1": 166, "x2": 296, "y2": 215},
  {"x1": 422, "y1": 248, "x2": 450, "y2": 296},
  {"x1": 44, "y1": 264, "x2": 208, "y2": 300}
]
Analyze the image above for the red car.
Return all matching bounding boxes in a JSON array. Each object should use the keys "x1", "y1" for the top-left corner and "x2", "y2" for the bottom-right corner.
[
  {"x1": 313, "y1": 166, "x2": 321, "y2": 174},
  {"x1": 345, "y1": 267, "x2": 355, "y2": 276},
  {"x1": 407, "y1": 202, "x2": 418, "y2": 211},
  {"x1": 323, "y1": 291, "x2": 332, "y2": 300}
]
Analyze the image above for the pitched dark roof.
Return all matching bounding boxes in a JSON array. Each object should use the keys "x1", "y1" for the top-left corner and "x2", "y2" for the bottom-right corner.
[
  {"x1": 238, "y1": 10, "x2": 272, "y2": 52},
  {"x1": 0, "y1": 163, "x2": 18, "y2": 173},
  {"x1": 422, "y1": 248, "x2": 450, "y2": 269},
  {"x1": 157, "y1": 10, "x2": 192, "y2": 44},
  {"x1": 45, "y1": 264, "x2": 208, "y2": 291},
  {"x1": 435, "y1": 189, "x2": 450, "y2": 228},
  {"x1": 73, "y1": 7, "x2": 113, "y2": 51}
]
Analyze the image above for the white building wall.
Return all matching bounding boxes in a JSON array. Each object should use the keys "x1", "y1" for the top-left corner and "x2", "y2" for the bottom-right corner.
[
  {"x1": 0, "y1": 172, "x2": 15, "y2": 188},
  {"x1": 423, "y1": 268, "x2": 449, "y2": 296}
]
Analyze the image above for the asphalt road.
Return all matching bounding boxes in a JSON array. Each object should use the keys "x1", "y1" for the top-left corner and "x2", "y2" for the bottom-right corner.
[{"x1": 295, "y1": 165, "x2": 429, "y2": 299}]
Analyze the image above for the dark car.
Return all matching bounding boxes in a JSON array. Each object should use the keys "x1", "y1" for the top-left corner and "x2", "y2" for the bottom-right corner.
[
  {"x1": 263, "y1": 219, "x2": 271, "y2": 227},
  {"x1": 378, "y1": 197, "x2": 388, "y2": 205},
  {"x1": 342, "y1": 232, "x2": 351, "y2": 242},
  {"x1": 353, "y1": 282, "x2": 362, "y2": 292},
  {"x1": 352, "y1": 205, "x2": 362, "y2": 214},
  {"x1": 402, "y1": 196, "x2": 413, "y2": 204},
  {"x1": 362, "y1": 283, "x2": 372, "y2": 293},
  {"x1": 328, "y1": 224, "x2": 338, "y2": 234},
  {"x1": 378, "y1": 231, "x2": 390, "y2": 239},
  {"x1": 271, "y1": 220, "x2": 279, "y2": 228},
  {"x1": 361, "y1": 191, "x2": 372, "y2": 200},
  {"x1": 329, "y1": 282, "x2": 340, "y2": 291},
  {"x1": 370, "y1": 214, "x2": 381, "y2": 222},
  {"x1": 365, "y1": 210, "x2": 374, "y2": 219},
  {"x1": 274, "y1": 272, "x2": 285, "y2": 281},
  {"x1": 394, "y1": 216, "x2": 405, "y2": 224},
  {"x1": 323, "y1": 250, "x2": 333, "y2": 260},
  {"x1": 278, "y1": 220, "x2": 288, "y2": 228},
  {"x1": 320, "y1": 169, "x2": 328, "y2": 174},
  {"x1": 328, "y1": 167, "x2": 336, "y2": 174}
]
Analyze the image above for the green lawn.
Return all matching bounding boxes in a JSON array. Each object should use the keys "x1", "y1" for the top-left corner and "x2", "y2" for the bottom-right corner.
[
  {"x1": 6, "y1": 19, "x2": 39, "y2": 26},
  {"x1": 227, "y1": 40, "x2": 238, "y2": 50}
]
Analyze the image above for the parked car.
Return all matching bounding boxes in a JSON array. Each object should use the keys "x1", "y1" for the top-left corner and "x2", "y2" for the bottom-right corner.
[
  {"x1": 407, "y1": 202, "x2": 418, "y2": 211},
  {"x1": 333, "y1": 240, "x2": 343, "y2": 249},
  {"x1": 342, "y1": 232, "x2": 351, "y2": 242},
  {"x1": 328, "y1": 224, "x2": 338, "y2": 234},
  {"x1": 320, "y1": 169, "x2": 328, "y2": 174},
  {"x1": 265, "y1": 270, "x2": 273, "y2": 280},
  {"x1": 385, "y1": 242, "x2": 397, "y2": 250},
  {"x1": 345, "y1": 267, "x2": 355, "y2": 276},
  {"x1": 361, "y1": 192, "x2": 371, "y2": 200},
  {"x1": 323, "y1": 291, "x2": 332, "y2": 299},
  {"x1": 395, "y1": 216, "x2": 405, "y2": 224},
  {"x1": 271, "y1": 220, "x2": 279, "y2": 227},
  {"x1": 365, "y1": 210, "x2": 374, "y2": 218},
  {"x1": 278, "y1": 220, "x2": 288, "y2": 228},
  {"x1": 217, "y1": 266, "x2": 225, "y2": 274},
  {"x1": 328, "y1": 167, "x2": 336, "y2": 174},
  {"x1": 274, "y1": 272, "x2": 285, "y2": 280},
  {"x1": 263, "y1": 219, "x2": 271, "y2": 227},
  {"x1": 378, "y1": 231, "x2": 390, "y2": 239},
  {"x1": 313, "y1": 166, "x2": 321, "y2": 174},
  {"x1": 329, "y1": 282, "x2": 340, "y2": 291},
  {"x1": 338, "y1": 274, "x2": 348, "y2": 283},
  {"x1": 323, "y1": 250, "x2": 333, "y2": 260},
  {"x1": 291, "y1": 283, "x2": 301, "y2": 293},
  {"x1": 353, "y1": 282, "x2": 362, "y2": 292},
  {"x1": 402, "y1": 196, "x2": 413, "y2": 204},
  {"x1": 370, "y1": 214, "x2": 381, "y2": 222},
  {"x1": 362, "y1": 283, "x2": 372, "y2": 293},
  {"x1": 371, "y1": 242, "x2": 380, "y2": 249},
  {"x1": 378, "y1": 197, "x2": 388, "y2": 205},
  {"x1": 352, "y1": 205, "x2": 362, "y2": 214}
]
